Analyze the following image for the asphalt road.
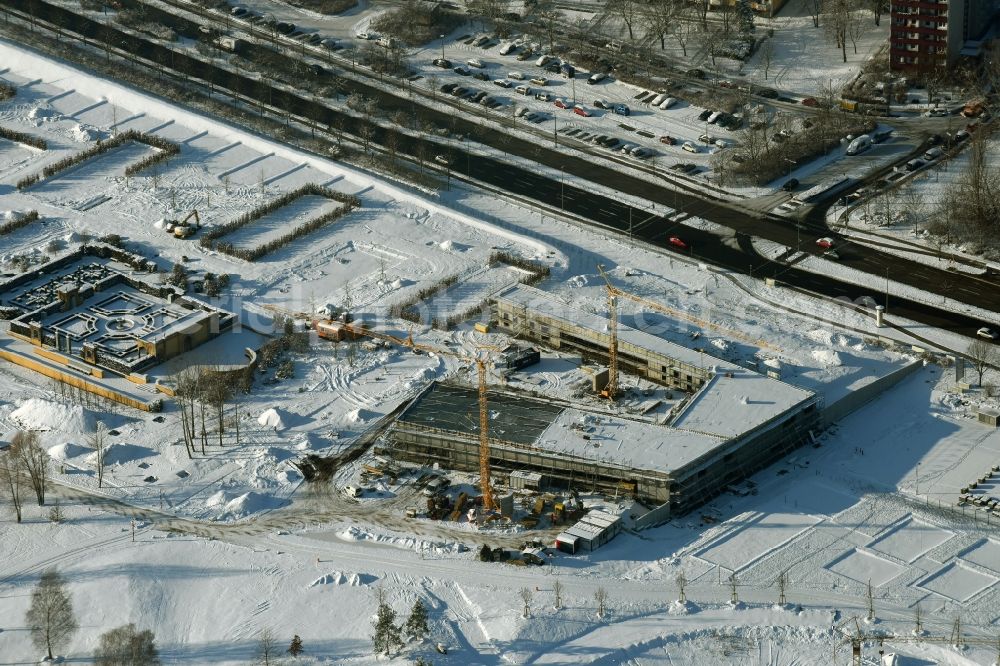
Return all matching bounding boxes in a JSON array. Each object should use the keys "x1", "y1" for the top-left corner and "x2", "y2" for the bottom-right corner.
[{"x1": 5, "y1": 0, "x2": 999, "y2": 343}]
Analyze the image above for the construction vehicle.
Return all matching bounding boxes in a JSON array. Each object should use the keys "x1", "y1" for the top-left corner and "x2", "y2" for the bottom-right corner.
[{"x1": 164, "y1": 210, "x2": 201, "y2": 239}]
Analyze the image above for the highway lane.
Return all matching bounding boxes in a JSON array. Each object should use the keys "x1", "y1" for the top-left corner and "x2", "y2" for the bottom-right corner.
[{"x1": 4, "y1": 0, "x2": 999, "y2": 342}]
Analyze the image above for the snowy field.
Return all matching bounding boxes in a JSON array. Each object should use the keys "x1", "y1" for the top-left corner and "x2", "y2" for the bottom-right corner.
[{"x1": 2, "y1": 39, "x2": 1000, "y2": 666}]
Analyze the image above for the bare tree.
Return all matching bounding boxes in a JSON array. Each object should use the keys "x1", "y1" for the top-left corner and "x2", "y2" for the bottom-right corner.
[
  {"x1": 255, "y1": 628, "x2": 278, "y2": 666},
  {"x1": 865, "y1": 0, "x2": 885, "y2": 25},
  {"x1": 13, "y1": 431, "x2": 48, "y2": 505},
  {"x1": 728, "y1": 573, "x2": 739, "y2": 604},
  {"x1": 203, "y1": 371, "x2": 233, "y2": 447},
  {"x1": 846, "y1": 0, "x2": 867, "y2": 54},
  {"x1": 967, "y1": 339, "x2": 998, "y2": 386},
  {"x1": 552, "y1": 579, "x2": 564, "y2": 610},
  {"x1": 26, "y1": 568, "x2": 78, "y2": 660},
  {"x1": 866, "y1": 579, "x2": 875, "y2": 621},
  {"x1": 807, "y1": 0, "x2": 824, "y2": 27},
  {"x1": 594, "y1": 587, "x2": 608, "y2": 618},
  {"x1": 535, "y1": 0, "x2": 563, "y2": 50},
  {"x1": 675, "y1": 572, "x2": 687, "y2": 603},
  {"x1": 88, "y1": 421, "x2": 107, "y2": 489},
  {"x1": 606, "y1": 0, "x2": 639, "y2": 40},
  {"x1": 760, "y1": 38, "x2": 775, "y2": 80},
  {"x1": 519, "y1": 587, "x2": 533, "y2": 618},
  {"x1": 95, "y1": 623, "x2": 161, "y2": 665},
  {"x1": 0, "y1": 448, "x2": 24, "y2": 522},
  {"x1": 777, "y1": 569, "x2": 788, "y2": 605},
  {"x1": 824, "y1": 0, "x2": 850, "y2": 62}
]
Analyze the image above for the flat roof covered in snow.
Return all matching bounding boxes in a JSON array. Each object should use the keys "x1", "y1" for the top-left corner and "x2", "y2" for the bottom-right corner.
[
  {"x1": 670, "y1": 369, "x2": 816, "y2": 438},
  {"x1": 494, "y1": 284, "x2": 718, "y2": 371},
  {"x1": 536, "y1": 408, "x2": 726, "y2": 474}
]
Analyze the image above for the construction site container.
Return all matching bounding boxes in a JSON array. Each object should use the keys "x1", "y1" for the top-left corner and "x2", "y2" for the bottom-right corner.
[{"x1": 510, "y1": 470, "x2": 544, "y2": 490}]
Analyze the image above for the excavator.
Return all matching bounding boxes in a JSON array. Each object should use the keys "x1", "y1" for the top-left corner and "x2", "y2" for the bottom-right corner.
[{"x1": 164, "y1": 210, "x2": 200, "y2": 239}]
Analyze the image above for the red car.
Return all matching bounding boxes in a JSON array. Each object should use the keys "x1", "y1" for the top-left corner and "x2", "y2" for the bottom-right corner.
[
  {"x1": 659, "y1": 135, "x2": 676, "y2": 145},
  {"x1": 573, "y1": 106, "x2": 591, "y2": 117},
  {"x1": 554, "y1": 98, "x2": 569, "y2": 109},
  {"x1": 668, "y1": 236, "x2": 687, "y2": 249},
  {"x1": 801, "y1": 97, "x2": 818, "y2": 107},
  {"x1": 815, "y1": 237, "x2": 834, "y2": 249}
]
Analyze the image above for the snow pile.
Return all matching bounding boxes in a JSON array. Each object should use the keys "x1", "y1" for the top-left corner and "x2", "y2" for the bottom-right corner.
[
  {"x1": 86, "y1": 443, "x2": 156, "y2": 466},
  {"x1": 667, "y1": 600, "x2": 698, "y2": 615},
  {"x1": 338, "y1": 525, "x2": 467, "y2": 554},
  {"x1": 711, "y1": 339, "x2": 730, "y2": 352},
  {"x1": 257, "y1": 408, "x2": 285, "y2": 430},
  {"x1": 70, "y1": 123, "x2": 98, "y2": 142},
  {"x1": 153, "y1": 218, "x2": 166, "y2": 230},
  {"x1": 811, "y1": 349, "x2": 843, "y2": 367},
  {"x1": 294, "y1": 433, "x2": 323, "y2": 451},
  {"x1": 204, "y1": 490, "x2": 284, "y2": 520},
  {"x1": 347, "y1": 408, "x2": 375, "y2": 424},
  {"x1": 240, "y1": 447, "x2": 300, "y2": 489},
  {"x1": 10, "y1": 399, "x2": 94, "y2": 433},
  {"x1": 439, "y1": 240, "x2": 455, "y2": 251},
  {"x1": 762, "y1": 357, "x2": 782, "y2": 370},
  {"x1": 27, "y1": 106, "x2": 61, "y2": 121},
  {"x1": 806, "y1": 329, "x2": 834, "y2": 346},
  {"x1": 308, "y1": 571, "x2": 375, "y2": 588},
  {"x1": 47, "y1": 442, "x2": 93, "y2": 460}
]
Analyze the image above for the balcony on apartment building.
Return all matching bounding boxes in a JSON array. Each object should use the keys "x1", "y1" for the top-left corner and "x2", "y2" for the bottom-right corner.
[{"x1": 891, "y1": 0, "x2": 948, "y2": 13}]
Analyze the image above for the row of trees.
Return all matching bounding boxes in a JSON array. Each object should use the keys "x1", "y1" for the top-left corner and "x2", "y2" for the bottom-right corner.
[
  {"x1": 0, "y1": 209, "x2": 41, "y2": 235},
  {"x1": 0, "y1": 125, "x2": 47, "y2": 149},
  {"x1": 1, "y1": 431, "x2": 50, "y2": 522}
]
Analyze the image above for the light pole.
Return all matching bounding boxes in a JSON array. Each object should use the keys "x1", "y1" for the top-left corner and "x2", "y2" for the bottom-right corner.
[
  {"x1": 559, "y1": 166, "x2": 565, "y2": 210},
  {"x1": 439, "y1": 34, "x2": 444, "y2": 61},
  {"x1": 885, "y1": 267, "x2": 889, "y2": 310}
]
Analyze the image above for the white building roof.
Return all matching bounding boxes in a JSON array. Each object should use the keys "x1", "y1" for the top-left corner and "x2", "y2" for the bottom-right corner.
[
  {"x1": 671, "y1": 369, "x2": 815, "y2": 438},
  {"x1": 495, "y1": 284, "x2": 715, "y2": 370},
  {"x1": 534, "y1": 408, "x2": 727, "y2": 474},
  {"x1": 495, "y1": 284, "x2": 815, "y2": 440}
]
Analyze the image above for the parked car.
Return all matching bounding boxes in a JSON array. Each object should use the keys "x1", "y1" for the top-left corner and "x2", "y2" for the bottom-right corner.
[
  {"x1": 714, "y1": 139, "x2": 727, "y2": 149},
  {"x1": 698, "y1": 109, "x2": 712, "y2": 121},
  {"x1": 758, "y1": 87, "x2": 779, "y2": 99},
  {"x1": 977, "y1": 327, "x2": 997, "y2": 339},
  {"x1": 573, "y1": 106, "x2": 592, "y2": 117},
  {"x1": 659, "y1": 135, "x2": 676, "y2": 145},
  {"x1": 681, "y1": 142, "x2": 698, "y2": 153},
  {"x1": 440, "y1": 83, "x2": 457, "y2": 94},
  {"x1": 535, "y1": 92, "x2": 552, "y2": 101},
  {"x1": 560, "y1": 63, "x2": 576, "y2": 78},
  {"x1": 554, "y1": 98, "x2": 569, "y2": 109},
  {"x1": 433, "y1": 58, "x2": 452, "y2": 68},
  {"x1": 472, "y1": 71, "x2": 490, "y2": 81},
  {"x1": 545, "y1": 61, "x2": 562, "y2": 73},
  {"x1": 515, "y1": 85, "x2": 531, "y2": 96},
  {"x1": 815, "y1": 237, "x2": 834, "y2": 249},
  {"x1": 434, "y1": 154, "x2": 450, "y2": 165},
  {"x1": 782, "y1": 178, "x2": 799, "y2": 191},
  {"x1": 659, "y1": 97, "x2": 676, "y2": 110},
  {"x1": 904, "y1": 158, "x2": 925, "y2": 172},
  {"x1": 473, "y1": 35, "x2": 490, "y2": 47},
  {"x1": 508, "y1": 71, "x2": 525, "y2": 80},
  {"x1": 801, "y1": 97, "x2": 818, "y2": 107},
  {"x1": 454, "y1": 66, "x2": 471, "y2": 76},
  {"x1": 707, "y1": 111, "x2": 722, "y2": 124},
  {"x1": 698, "y1": 133, "x2": 713, "y2": 144},
  {"x1": 231, "y1": 6, "x2": 248, "y2": 16},
  {"x1": 530, "y1": 77, "x2": 547, "y2": 86},
  {"x1": 493, "y1": 79, "x2": 513, "y2": 88},
  {"x1": 535, "y1": 54, "x2": 552, "y2": 67},
  {"x1": 467, "y1": 58, "x2": 484, "y2": 68},
  {"x1": 593, "y1": 99, "x2": 610, "y2": 109},
  {"x1": 668, "y1": 236, "x2": 688, "y2": 249},
  {"x1": 686, "y1": 68, "x2": 705, "y2": 78},
  {"x1": 612, "y1": 103, "x2": 630, "y2": 116},
  {"x1": 588, "y1": 72, "x2": 607, "y2": 85},
  {"x1": 498, "y1": 41, "x2": 516, "y2": 55},
  {"x1": 954, "y1": 129, "x2": 970, "y2": 143}
]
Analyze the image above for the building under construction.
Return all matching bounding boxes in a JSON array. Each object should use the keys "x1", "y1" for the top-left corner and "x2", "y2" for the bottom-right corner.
[{"x1": 387, "y1": 285, "x2": 821, "y2": 519}]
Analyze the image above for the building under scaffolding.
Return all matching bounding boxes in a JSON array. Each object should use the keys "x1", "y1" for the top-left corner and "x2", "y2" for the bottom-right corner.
[{"x1": 388, "y1": 378, "x2": 820, "y2": 518}]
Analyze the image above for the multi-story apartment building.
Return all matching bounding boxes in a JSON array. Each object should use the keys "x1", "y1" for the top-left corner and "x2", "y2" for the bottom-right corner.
[{"x1": 890, "y1": 0, "x2": 996, "y2": 71}]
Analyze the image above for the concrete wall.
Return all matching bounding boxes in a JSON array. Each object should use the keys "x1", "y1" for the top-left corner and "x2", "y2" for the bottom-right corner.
[{"x1": 822, "y1": 360, "x2": 923, "y2": 425}]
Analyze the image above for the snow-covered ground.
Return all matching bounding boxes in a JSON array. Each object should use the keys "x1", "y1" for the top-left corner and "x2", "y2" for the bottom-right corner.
[{"x1": 2, "y1": 38, "x2": 1000, "y2": 666}]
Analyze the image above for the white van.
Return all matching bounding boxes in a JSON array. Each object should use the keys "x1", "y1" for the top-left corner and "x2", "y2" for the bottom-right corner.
[
  {"x1": 344, "y1": 485, "x2": 361, "y2": 498},
  {"x1": 508, "y1": 71, "x2": 525, "y2": 80},
  {"x1": 535, "y1": 54, "x2": 551, "y2": 67},
  {"x1": 499, "y1": 41, "x2": 515, "y2": 55},
  {"x1": 846, "y1": 134, "x2": 872, "y2": 155},
  {"x1": 515, "y1": 85, "x2": 531, "y2": 96},
  {"x1": 651, "y1": 93, "x2": 667, "y2": 106},
  {"x1": 659, "y1": 97, "x2": 676, "y2": 110}
]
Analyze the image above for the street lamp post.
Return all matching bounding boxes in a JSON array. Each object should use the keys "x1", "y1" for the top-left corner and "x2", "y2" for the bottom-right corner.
[
  {"x1": 885, "y1": 267, "x2": 890, "y2": 310},
  {"x1": 560, "y1": 166, "x2": 565, "y2": 211},
  {"x1": 439, "y1": 35, "x2": 445, "y2": 61}
]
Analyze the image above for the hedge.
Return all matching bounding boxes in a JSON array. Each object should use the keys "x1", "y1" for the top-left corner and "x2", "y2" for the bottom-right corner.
[
  {"x1": 388, "y1": 274, "x2": 460, "y2": 322},
  {"x1": 0, "y1": 210, "x2": 40, "y2": 236},
  {"x1": 200, "y1": 183, "x2": 360, "y2": 260},
  {"x1": 0, "y1": 126, "x2": 47, "y2": 150},
  {"x1": 0, "y1": 82, "x2": 14, "y2": 100},
  {"x1": 16, "y1": 129, "x2": 179, "y2": 190},
  {"x1": 490, "y1": 251, "x2": 550, "y2": 286}
]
